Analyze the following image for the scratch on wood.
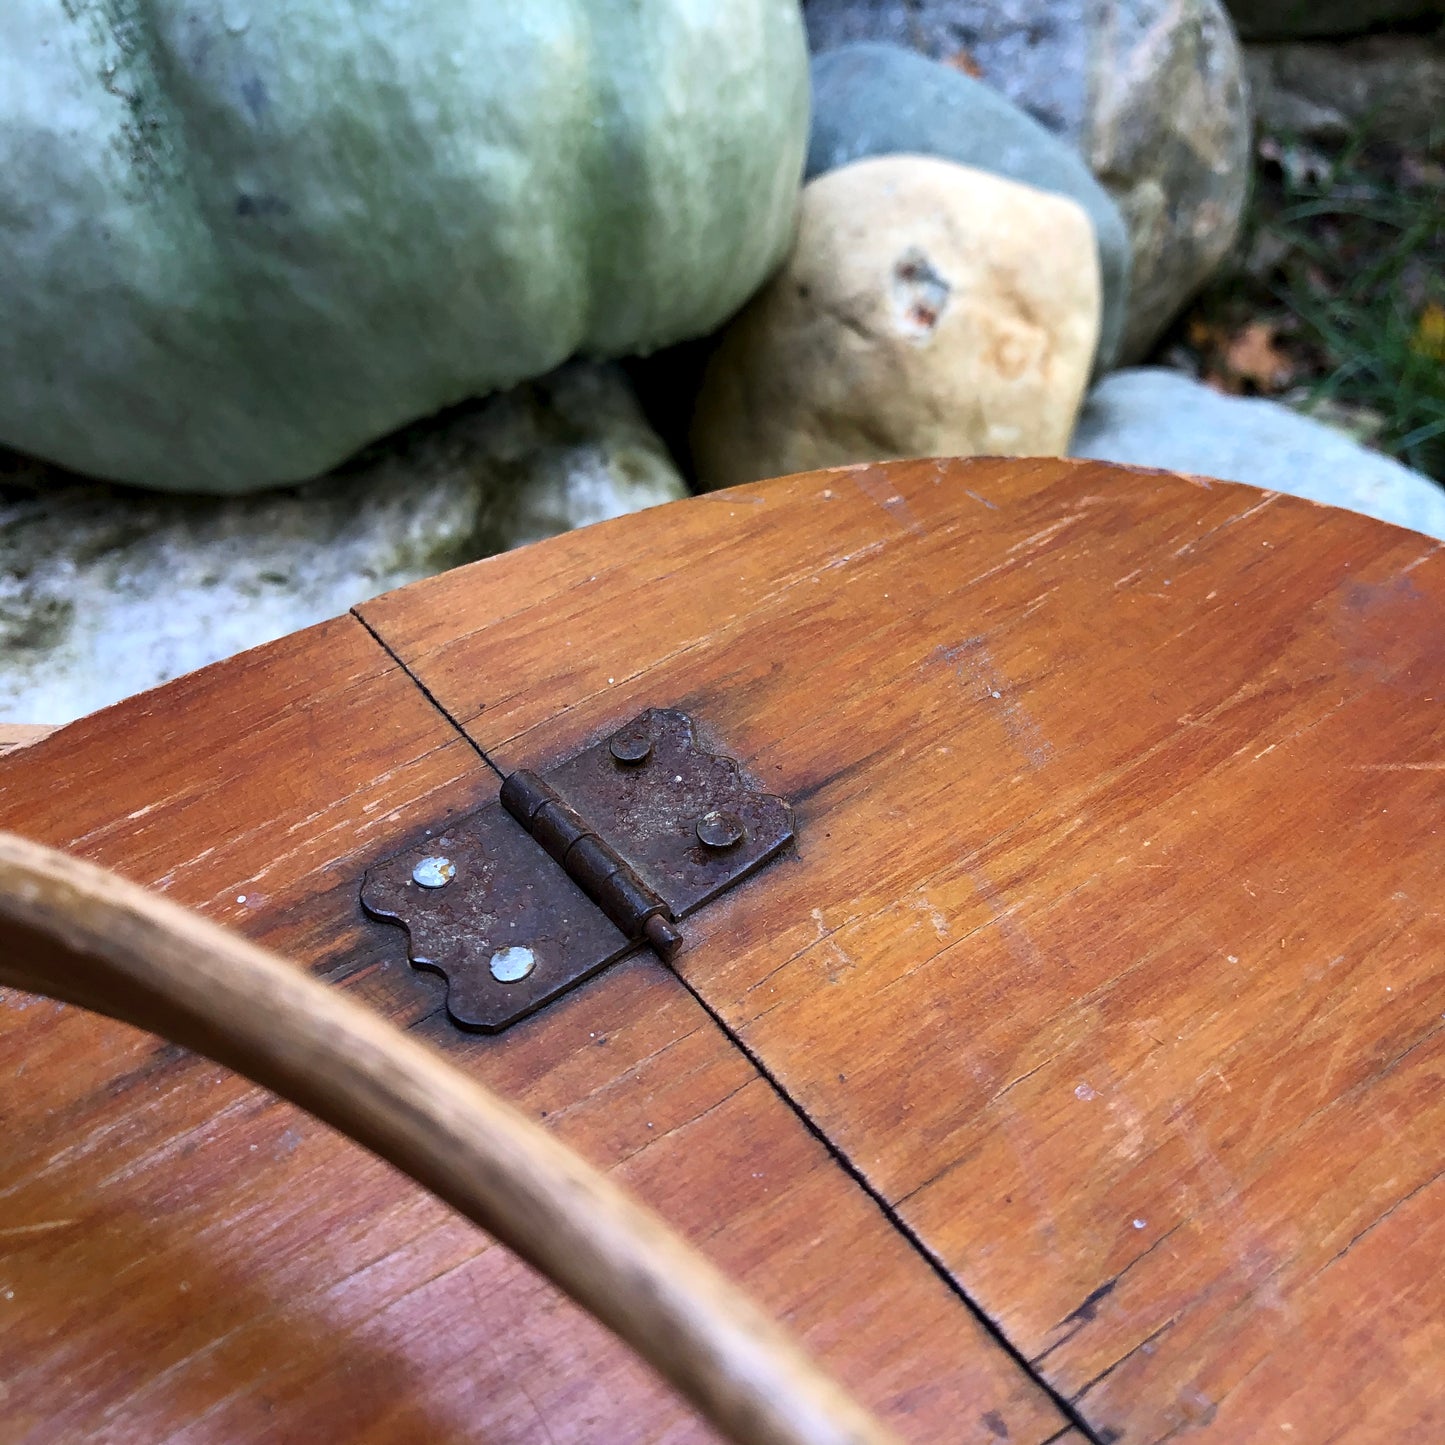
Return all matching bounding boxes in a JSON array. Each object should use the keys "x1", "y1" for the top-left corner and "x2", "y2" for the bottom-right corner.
[
  {"x1": 932, "y1": 639, "x2": 1054, "y2": 768},
  {"x1": 912, "y1": 893, "x2": 951, "y2": 941},
  {"x1": 1172, "y1": 1104, "x2": 1290, "y2": 1320},
  {"x1": 1008, "y1": 514, "x2": 1084, "y2": 556},
  {"x1": 1352, "y1": 762, "x2": 1445, "y2": 771},
  {"x1": 850, "y1": 468, "x2": 926, "y2": 536},
  {"x1": 1400, "y1": 543, "x2": 1443, "y2": 575},
  {"x1": 0, "y1": 1220, "x2": 79, "y2": 1238},
  {"x1": 1311, "y1": 1165, "x2": 1445, "y2": 1279},
  {"x1": 1069, "y1": 1320, "x2": 1180, "y2": 1404}
]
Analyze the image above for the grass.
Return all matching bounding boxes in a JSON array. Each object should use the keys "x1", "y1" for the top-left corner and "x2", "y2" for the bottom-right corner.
[{"x1": 1163, "y1": 124, "x2": 1445, "y2": 483}]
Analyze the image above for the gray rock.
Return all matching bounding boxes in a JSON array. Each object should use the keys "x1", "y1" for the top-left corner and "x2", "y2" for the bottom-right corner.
[
  {"x1": 804, "y1": 0, "x2": 1253, "y2": 361},
  {"x1": 0, "y1": 364, "x2": 686, "y2": 724},
  {"x1": 806, "y1": 45, "x2": 1132, "y2": 370},
  {"x1": 1069, "y1": 368, "x2": 1445, "y2": 538},
  {"x1": 1245, "y1": 34, "x2": 1445, "y2": 150},
  {"x1": 1225, "y1": 0, "x2": 1444, "y2": 40}
]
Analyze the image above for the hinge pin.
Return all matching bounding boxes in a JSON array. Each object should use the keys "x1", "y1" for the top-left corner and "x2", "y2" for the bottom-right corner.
[{"x1": 500, "y1": 769, "x2": 681, "y2": 960}]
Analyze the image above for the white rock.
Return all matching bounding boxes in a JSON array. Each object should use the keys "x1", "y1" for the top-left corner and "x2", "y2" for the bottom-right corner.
[{"x1": 0, "y1": 364, "x2": 686, "y2": 724}]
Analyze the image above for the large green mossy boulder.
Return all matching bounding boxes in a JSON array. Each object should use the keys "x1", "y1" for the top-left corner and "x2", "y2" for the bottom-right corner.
[{"x1": 0, "y1": 2, "x2": 809, "y2": 491}]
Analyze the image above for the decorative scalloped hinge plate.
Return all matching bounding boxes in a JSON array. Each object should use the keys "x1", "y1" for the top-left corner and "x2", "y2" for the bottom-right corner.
[{"x1": 361, "y1": 709, "x2": 794, "y2": 1031}]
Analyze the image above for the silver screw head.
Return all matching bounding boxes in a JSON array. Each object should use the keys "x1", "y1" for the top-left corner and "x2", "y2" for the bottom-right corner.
[
  {"x1": 412, "y1": 855, "x2": 455, "y2": 888},
  {"x1": 696, "y1": 810, "x2": 745, "y2": 850},
  {"x1": 489, "y1": 946, "x2": 536, "y2": 983}
]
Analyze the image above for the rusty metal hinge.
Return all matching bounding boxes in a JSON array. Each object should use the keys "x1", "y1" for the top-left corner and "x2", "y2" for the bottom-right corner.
[{"x1": 361, "y1": 709, "x2": 794, "y2": 1031}]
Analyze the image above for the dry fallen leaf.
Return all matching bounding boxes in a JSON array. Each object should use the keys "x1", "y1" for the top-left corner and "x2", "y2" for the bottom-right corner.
[
  {"x1": 1225, "y1": 320, "x2": 1295, "y2": 392},
  {"x1": 943, "y1": 48, "x2": 985, "y2": 78},
  {"x1": 1187, "y1": 316, "x2": 1220, "y2": 350}
]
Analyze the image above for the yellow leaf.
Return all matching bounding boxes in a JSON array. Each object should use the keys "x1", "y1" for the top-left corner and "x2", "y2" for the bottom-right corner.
[{"x1": 1415, "y1": 302, "x2": 1445, "y2": 363}]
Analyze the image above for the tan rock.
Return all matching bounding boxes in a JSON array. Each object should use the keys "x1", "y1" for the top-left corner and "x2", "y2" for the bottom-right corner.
[{"x1": 691, "y1": 155, "x2": 1101, "y2": 491}]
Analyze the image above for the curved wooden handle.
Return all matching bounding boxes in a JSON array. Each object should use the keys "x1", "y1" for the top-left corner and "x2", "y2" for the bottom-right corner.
[{"x1": 0, "y1": 833, "x2": 898, "y2": 1445}]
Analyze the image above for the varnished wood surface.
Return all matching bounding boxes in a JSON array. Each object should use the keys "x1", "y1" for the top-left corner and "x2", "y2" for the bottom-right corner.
[
  {"x1": 359, "y1": 457, "x2": 1445, "y2": 1443},
  {"x1": 0, "y1": 833, "x2": 898, "y2": 1445},
  {"x1": 0, "y1": 615, "x2": 1067, "y2": 1443}
]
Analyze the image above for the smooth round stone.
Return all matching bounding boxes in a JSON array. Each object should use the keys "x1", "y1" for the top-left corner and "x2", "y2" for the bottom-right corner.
[
  {"x1": 806, "y1": 42, "x2": 1131, "y2": 371},
  {"x1": 692, "y1": 155, "x2": 1101, "y2": 491},
  {"x1": 1069, "y1": 368, "x2": 1445, "y2": 540}
]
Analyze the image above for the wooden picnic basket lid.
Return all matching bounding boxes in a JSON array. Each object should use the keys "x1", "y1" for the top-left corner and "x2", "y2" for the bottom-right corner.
[{"x1": 1, "y1": 457, "x2": 1440, "y2": 1443}]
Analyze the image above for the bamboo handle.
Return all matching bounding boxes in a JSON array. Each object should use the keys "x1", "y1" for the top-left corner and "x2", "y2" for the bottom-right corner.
[{"x1": 0, "y1": 833, "x2": 899, "y2": 1445}]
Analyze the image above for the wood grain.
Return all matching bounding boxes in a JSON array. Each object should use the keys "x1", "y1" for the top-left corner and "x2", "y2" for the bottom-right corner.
[
  {"x1": 0, "y1": 613, "x2": 1068, "y2": 1443},
  {"x1": 0, "y1": 832, "x2": 898, "y2": 1445},
  {"x1": 360, "y1": 456, "x2": 1445, "y2": 1444}
]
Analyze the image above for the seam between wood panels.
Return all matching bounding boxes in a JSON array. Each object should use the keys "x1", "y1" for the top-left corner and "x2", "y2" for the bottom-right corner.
[
  {"x1": 352, "y1": 603, "x2": 1101, "y2": 1442},
  {"x1": 352, "y1": 608, "x2": 503, "y2": 782},
  {"x1": 658, "y1": 963, "x2": 1106, "y2": 1445}
]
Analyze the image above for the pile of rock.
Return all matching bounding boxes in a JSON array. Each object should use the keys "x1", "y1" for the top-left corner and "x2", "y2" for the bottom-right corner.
[
  {"x1": 3, "y1": 0, "x2": 1441, "y2": 723},
  {"x1": 691, "y1": 0, "x2": 1441, "y2": 527},
  {"x1": 0, "y1": 367, "x2": 686, "y2": 722}
]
